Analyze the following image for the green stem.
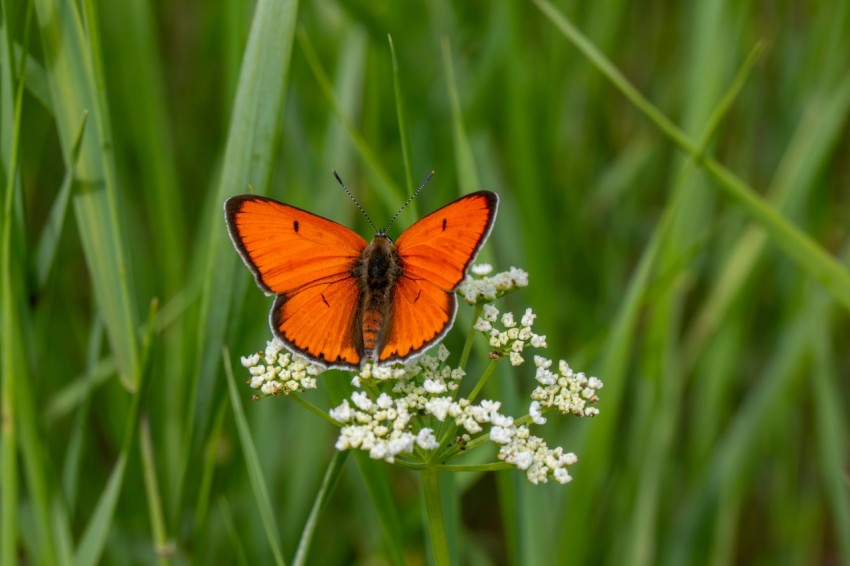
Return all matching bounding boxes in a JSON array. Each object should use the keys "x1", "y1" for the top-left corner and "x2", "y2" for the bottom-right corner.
[
  {"x1": 434, "y1": 463, "x2": 513, "y2": 473},
  {"x1": 466, "y1": 359, "x2": 499, "y2": 404},
  {"x1": 290, "y1": 394, "x2": 342, "y2": 427},
  {"x1": 458, "y1": 303, "x2": 483, "y2": 372},
  {"x1": 421, "y1": 466, "x2": 450, "y2": 565}
]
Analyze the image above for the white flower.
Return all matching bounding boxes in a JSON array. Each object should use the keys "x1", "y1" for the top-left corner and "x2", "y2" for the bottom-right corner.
[
  {"x1": 529, "y1": 401, "x2": 546, "y2": 425},
  {"x1": 423, "y1": 378, "x2": 447, "y2": 394},
  {"x1": 416, "y1": 428, "x2": 439, "y2": 449},
  {"x1": 473, "y1": 317, "x2": 493, "y2": 332},
  {"x1": 329, "y1": 400, "x2": 353, "y2": 422}
]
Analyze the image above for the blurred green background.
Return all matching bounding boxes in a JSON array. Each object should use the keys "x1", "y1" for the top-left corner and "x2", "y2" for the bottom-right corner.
[{"x1": 2, "y1": 0, "x2": 849, "y2": 564}]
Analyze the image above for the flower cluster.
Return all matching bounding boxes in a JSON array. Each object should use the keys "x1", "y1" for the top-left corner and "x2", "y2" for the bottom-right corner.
[
  {"x1": 237, "y1": 267, "x2": 603, "y2": 486},
  {"x1": 330, "y1": 345, "x2": 585, "y2": 483},
  {"x1": 531, "y1": 357, "x2": 603, "y2": 417},
  {"x1": 330, "y1": 391, "x2": 439, "y2": 463},
  {"x1": 241, "y1": 338, "x2": 323, "y2": 396},
  {"x1": 458, "y1": 264, "x2": 528, "y2": 305},
  {"x1": 492, "y1": 423, "x2": 578, "y2": 484},
  {"x1": 473, "y1": 305, "x2": 548, "y2": 366}
]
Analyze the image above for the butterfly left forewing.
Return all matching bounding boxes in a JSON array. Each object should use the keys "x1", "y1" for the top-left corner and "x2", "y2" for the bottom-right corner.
[
  {"x1": 381, "y1": 191, "x2": 498, "y2": 361},
  {"x1": 225, "y1": 195, "x2": 367, "y2": 295}
]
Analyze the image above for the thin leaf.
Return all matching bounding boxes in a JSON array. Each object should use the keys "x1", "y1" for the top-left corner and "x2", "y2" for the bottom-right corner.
[
  {"x1": 387, "y1": 34, "x2": 414, "y2": 196},
  {"x1": 532, "y1": 0, "x2": 850, "y2": 313},
  {"x1": 297, "y1": 28, "x2": 406, "y2": 219},
  {"x1": 1, "y1": 6, "x2": 28, "y2": 563},
  {"x1": 222, "y1": 348, "x2": 286, "y2": 566},
  {"x1": 33, "y1": 0, "x2": 140, "y2": 386},
  {"x1": 35, "y1": 110, "x2": 88, "y2": 290},
  {"x1": 140, "y1": 417, "x2": 171, "y2": 566},
  {"x1": 74, "y1": 298, "x2": 158, "y2": 566},
  {"x1": 441, "y1": 38, "x2": 478, "y2": 194},
  {"x1": 291, "y1": 450, "x2": 348, "y2": 566},
  {"x1": 180, "y1": 0, "x2": 300, "y2": 521}
]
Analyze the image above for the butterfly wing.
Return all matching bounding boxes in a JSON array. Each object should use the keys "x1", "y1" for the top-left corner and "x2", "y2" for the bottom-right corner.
[
  {"x1": 225, "y1": 195, "x2": 367, "y2": 368},
  {"x1": 379, "y1": 191, "x2": 498, "y2": 362}
]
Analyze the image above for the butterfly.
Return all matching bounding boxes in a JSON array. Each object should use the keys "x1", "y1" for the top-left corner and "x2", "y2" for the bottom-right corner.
[{"x1": 224, "y1": 172, "x2": 498, "y2": 370}]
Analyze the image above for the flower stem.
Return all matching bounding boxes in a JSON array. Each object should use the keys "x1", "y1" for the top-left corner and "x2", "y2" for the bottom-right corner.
[
  {"x1": 290, "y1": 394, "x2": 342, "y2": 427},
  {"x1": 466, "y1": 359, "x2": 499, "y2": 404},
  {"x1": 421, "y1": 466, "x2": 450, "y2": 565},
  {"x1": 459, "y1": 303, "x2": 483, "y2": 371}
]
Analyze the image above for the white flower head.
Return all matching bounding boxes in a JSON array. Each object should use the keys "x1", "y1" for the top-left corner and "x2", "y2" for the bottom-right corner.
[
  {"x1": 240, "y1": 339, "x2": 324, "y2": 396},
  {"x1": 458, "y1": 266, "x2": 529, "y2": 305},
  {"x1": 531, "y1": 360, "x2": 603, "y2": 417},
  {"x1": 476, "y1": 306, "x2": 547, "y2": 366},
  {"x1": 239, "y1": 264, "x2": 603, "y2": 488}
]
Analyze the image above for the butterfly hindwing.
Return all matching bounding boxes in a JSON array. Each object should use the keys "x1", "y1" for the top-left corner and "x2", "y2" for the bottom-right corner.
[
  {"x1": 272, "y1": 276, "x2": 362, "y2": 368},
  {"x1": 379, "y1": 276, "x2": 453, "y2": 362},
  {"x1": 381, "y1": 191, "x2": 499, "y2": 361}
]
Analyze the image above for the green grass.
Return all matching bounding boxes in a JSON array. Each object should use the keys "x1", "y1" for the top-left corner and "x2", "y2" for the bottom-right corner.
[{"x1": 2, "y1": 0, "x2": 850, "y2": 564}]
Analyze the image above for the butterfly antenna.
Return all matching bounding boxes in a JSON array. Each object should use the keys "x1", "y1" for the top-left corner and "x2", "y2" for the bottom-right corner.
[
  {"x1": 383, "y1": 170, "x2": 434, "y2": 233},
  {"x1": 332, "y1": 169, "x2": 379, "y2": 234}
]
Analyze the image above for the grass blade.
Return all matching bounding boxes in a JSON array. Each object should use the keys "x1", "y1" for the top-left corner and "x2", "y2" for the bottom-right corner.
[
  {"x1": 291, "y1": 450, "x2": 348, "y2": 566},
  {"x1": 32, "y1": 0, "x2": 140, "y2": 386},
  {"x1": 35, "y1": 110, "x2": 87, "y2": 290},
  {"x1": 297, "y1": 28, "x2": 406, "y2": 218},
  {"x1": 811, "y1": 324, "x2": 850, "y2": 564},
  {"x1": 74, "y1": 299, "x2": 158, "y2": 566},
  {"x1": 181, "y1": 0, "x2": 300, "y2": 520},
  {"x1": 387, "y1": 34, "x2": 414, "y2": 196},
  {"x1": 223, "y1": 348, "x2": 286, "y2": 566},
  {"x1": 532, "y1": 0, "x2": 850, "y2": 313},
  {"x1": 1, "y1": 4, "x2": 28, "y2": 561},
  {"x1": 441, "y1": 38, "x2": 479, "y2": 194},
  {"x1": 140, "y1": 417, "x2": 171, "y2": 565}
]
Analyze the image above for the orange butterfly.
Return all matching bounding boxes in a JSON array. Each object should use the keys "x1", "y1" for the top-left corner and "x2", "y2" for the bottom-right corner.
[{"x1": 225, "y1": 172, "x2": 498, "y2": 370}]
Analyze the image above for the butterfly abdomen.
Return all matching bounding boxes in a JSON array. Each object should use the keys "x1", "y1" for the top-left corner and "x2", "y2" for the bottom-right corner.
[{"x1": 354, "y1": 235, "x2": 403, "y2": 360}]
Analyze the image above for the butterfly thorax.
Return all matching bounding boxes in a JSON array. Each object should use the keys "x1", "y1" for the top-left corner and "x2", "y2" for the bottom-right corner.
[{"x1": 353, "y1": 235, "x2": 403, "y2": 360}]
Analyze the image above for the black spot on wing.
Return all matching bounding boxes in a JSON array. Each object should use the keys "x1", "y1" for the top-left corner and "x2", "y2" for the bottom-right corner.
[
  {"x1": 293, "y1": 220, "x2": 299, "y2": 233},
  {"x1": 441, "y1": 218, "x2": 447, "y2": 231}
]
